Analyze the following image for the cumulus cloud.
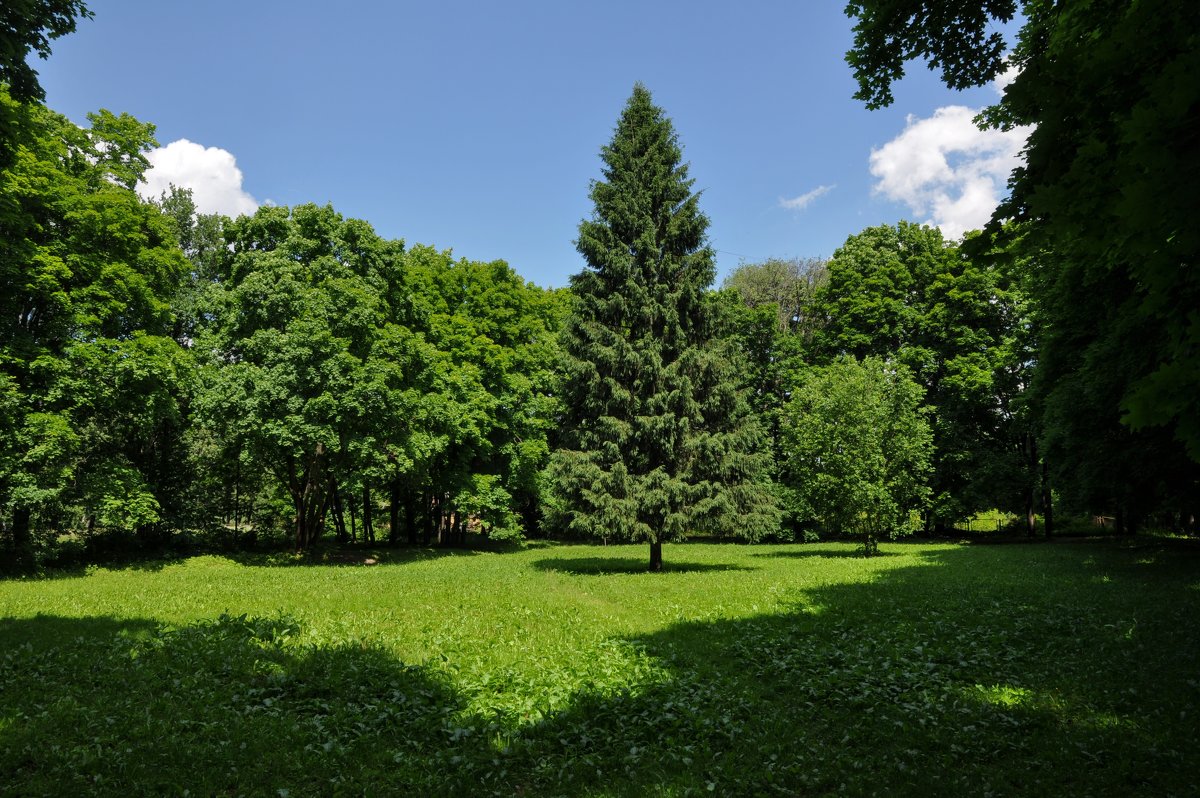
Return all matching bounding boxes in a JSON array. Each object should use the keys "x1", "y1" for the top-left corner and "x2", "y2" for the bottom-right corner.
[
  {"x1": 138, "y1": 139, "x2": 259, "y2": 217},
  {"x1": 870, "y1": 106, "x2": 1030, "y2": 239},
  {"x1": 779, "y1": 184, "x2": 835, "y2": 211}
]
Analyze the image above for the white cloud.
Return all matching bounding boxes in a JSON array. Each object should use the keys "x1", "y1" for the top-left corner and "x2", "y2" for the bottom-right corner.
[
  {"x1": 993, "y1": 62, "x2": 1019, "y2": 95},
  {"x1": 869, "y1": 106, "x2": 1030, "y2": 239},
  {"x1": 138, "y1": 139, "x2": 259, "y2": 217},
  {"x1": 779, "y1": 184, "x2": 835, "y2": 211}
]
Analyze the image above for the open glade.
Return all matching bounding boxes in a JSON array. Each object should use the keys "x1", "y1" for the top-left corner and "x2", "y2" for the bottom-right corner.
[{"x1": 2, "y1": 539, "x2": 1197, "y2": 796}]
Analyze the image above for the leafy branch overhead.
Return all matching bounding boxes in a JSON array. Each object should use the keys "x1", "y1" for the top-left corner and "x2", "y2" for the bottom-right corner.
[{"x1": 0, "y1": 0, "x2": 92, "y2": 102}]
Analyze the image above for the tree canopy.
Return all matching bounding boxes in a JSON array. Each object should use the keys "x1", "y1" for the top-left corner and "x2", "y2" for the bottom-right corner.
[
  {"x1": 783, "y1": 355, "x2": 932, "y2": 554},
  {"x1": 3, "y1": 3, "x2": 1197, "y2": 566},
  {"x1": 845, "y1": 0, "x2": 1200, "y2": 528}
]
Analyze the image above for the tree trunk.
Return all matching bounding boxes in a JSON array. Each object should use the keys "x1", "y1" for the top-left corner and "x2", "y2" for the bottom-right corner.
[
  {"x1": 293, "y1": 492, "x2": 305, "y2": 551},
  {"x1": 11, "y1": 506, "x2": 31, "y2": 552},
  {"x1": 388, "y1": 480, "x2": 401, "y2": 545},
  {"x1": 233, "y1": 452, "x2": 241, "y2": 536},
  {"x1": 649, "y1": 540, "x2": 663, "y2": 572},
  {"x1": 362, "y1": 483, "x2": 374, "y2": 543},
  {"x1": 332, "y1": 480, "x2": 348, "y2": 544},
  {"x1": 1040, "y1": 458, "x2": 1054, "y2": 538},
  {"x1": 436, "y1": 494, "x2": 449, "y2": 546},
  {"x1": 427, "y1": 492, "x2": 436, "y2": 547},
  {"x1": 348, "y1": 488, "x2": 358, "y2": 543},
  {"x1": 290, "y1": 446, "x2": 330, "y2": 551},
  {"x1": 405, "y1": 488, "x2": 417, "y2": 545}
]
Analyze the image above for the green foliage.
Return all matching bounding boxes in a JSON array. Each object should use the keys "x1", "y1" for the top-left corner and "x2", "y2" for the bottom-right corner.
[
  {"x1": 844, "y1": 0, "x2": 1018, "y2": 109},
  {"x1": 197, "y1": 203, "x2": 414, "y2": 548},
  {"x1": 0, "y1": 0, "x2": 91, "y2": 104},
  {"x1": 404, "y1": 248, "x2": 565, "y2": 541},
  {"x1": 2, "y1": 541, "x2": 1197, "y2": 795},
  {"x1": 551, "y1": 85, "x2": 777, "y2": 565},
  {"x1": 85, "y1": 108, "x2": 157, "y2": 189},
  {"x1": 812, "y1": 222, "x2": 1031, "y2": 525},
  {"x1": 191, "y1": 204, "x2": 563, "y2": 550},
  {"x1": 0, "y1": 91, "x2": 190, "y2": 560},
  {"x1": 845, "y1": 0, "x2": 1200, "y2": 525},
  {"x1": 721, "y1": 256, "x2": 827, "y2": 336},
  {"x1": 999, "y1": 0, "x2": 1200, "y2": 522},
  {"x1": 782, "y1": 356, "x2": 932, "y2": 553}
]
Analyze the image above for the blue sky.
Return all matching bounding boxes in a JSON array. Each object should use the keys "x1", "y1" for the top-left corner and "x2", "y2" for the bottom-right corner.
[{"x1": 37, "y1": 1, "x2": 1025, "y2": 288}]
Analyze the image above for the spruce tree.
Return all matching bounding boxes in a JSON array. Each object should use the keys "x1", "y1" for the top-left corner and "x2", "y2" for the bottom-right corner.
[{"x1": 550, "y1": 84, "x2": 778, "y2": 571}]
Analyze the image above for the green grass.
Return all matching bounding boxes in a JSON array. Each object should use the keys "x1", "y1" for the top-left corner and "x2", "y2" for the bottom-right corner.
[{"x1": 2, "y1": 539, "x2": 1198, "y2": 796}]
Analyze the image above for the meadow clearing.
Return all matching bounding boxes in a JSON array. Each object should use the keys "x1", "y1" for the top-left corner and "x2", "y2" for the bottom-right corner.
[{"x1": 2, "y1": 539, "x2": 1197, "y2": 796}]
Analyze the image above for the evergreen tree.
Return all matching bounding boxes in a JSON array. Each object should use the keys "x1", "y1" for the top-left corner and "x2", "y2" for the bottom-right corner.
[{"x1": 549, "y1": 84, "x2": 777, "y2": 571}]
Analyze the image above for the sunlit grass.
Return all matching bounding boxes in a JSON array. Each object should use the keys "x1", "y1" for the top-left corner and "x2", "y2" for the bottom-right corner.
[{"x1": 2, "y1": 539, "x2": 1198, "y2": 795}]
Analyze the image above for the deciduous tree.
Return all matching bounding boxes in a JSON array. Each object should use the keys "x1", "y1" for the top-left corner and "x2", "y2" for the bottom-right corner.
[
  {"x1": 0, "y1": 92, "x2": 189, "y2": 562},
  {"x1": 782, "y1": 356, "x2": 932, "y2": 554},
  {"x1": 845, "y1": 0, "x2": 1200, "y2": 526},
  {"x1": 0, "y1": 0, "x2": 91, "y2": 103},
  {"x1": 811, "y1": 222, "x2": 1023, "y2": 527}
]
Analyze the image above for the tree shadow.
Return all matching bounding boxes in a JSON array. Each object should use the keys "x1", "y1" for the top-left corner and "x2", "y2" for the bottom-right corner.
[
  {"x1": 224, "y1": 543, "x2": 492, "y2": 568},
  {"x1": 0, "y1": 613, "x2": 487, "y2": 796},
  {"x1": 531, "y1": 556, "x2": 757, "y2": 575},
  {"x1": 509, "y1": 540, "x2": 1200, "y2": 795},
  {"x1": 1, "y1": 553, "x2": 183, "y2": 581},
  {"x1": 0, "y1": 613, "x2": 162, "y2": 651},
  {"x1": 4, "y1": 542, "x2": 507, "y2": 582},
  {"x1": 751, "y1": 547, "x2": 900, "y2": 560}
]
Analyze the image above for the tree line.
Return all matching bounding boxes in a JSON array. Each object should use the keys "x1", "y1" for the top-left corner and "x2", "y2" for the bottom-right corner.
[{"x1": 2, "y1": 0, "x2": 1197, "y2": 570}]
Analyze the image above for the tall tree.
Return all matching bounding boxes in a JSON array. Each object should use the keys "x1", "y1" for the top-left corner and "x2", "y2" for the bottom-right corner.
[
  {"x1": 0, "y1": 93, "x2": 189, "y2": 562},
  {"x1": 550, "y1": 84, "x2": 777, "y2": 571},
  {"x1": 195, "y1": 204, "x2": 417, "y2": 550},
  {"x1": 716, "y1": 257, "x2": 828, "y2": 534},
  {"x1": 845, "y1": 0, "x2": 1200, "y2": 525},
  {"x1": 721, "y1": 257, "x2": 828, "y2": 336},
  {"x1": 401, "y1": 246, "x2": 563, "y2": 544}
]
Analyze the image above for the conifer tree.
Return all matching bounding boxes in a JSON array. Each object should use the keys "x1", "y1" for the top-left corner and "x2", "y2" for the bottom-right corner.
[{"x1": 550, "y1": 84, "x2": 778, "y2": 571}]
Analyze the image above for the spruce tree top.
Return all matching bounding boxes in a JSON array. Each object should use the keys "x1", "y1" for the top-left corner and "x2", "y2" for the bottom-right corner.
[{"x1": 573, "y1": 83, "x2": 715, "y2": 358}]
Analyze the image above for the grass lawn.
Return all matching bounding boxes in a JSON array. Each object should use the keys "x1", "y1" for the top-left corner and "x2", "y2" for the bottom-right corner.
[{"x1": 2, "y1": 539, "x2": 1198, "y2": 796}]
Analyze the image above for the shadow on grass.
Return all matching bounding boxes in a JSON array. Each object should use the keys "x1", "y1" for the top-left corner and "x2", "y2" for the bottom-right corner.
[
  {"x1": 0, "y1": 613, "x2": 479, "y2": 796},
  {"x1": 513, "y1": 540, "x2": 1200, "y2": 795},
  {"x1": 225, "y1": 543, "x2": 496, "y2": 569},
  {"x1": 3, "y1": 540, "x2": 1198, "y2": 796},
  {"x1": 4, "y1": 541, "x2": 520, "y2": 581},
  {"x1": 0, "y1": 613, "x2": 162, "y2": 652},
  {"x1": 532, "y1": 556, "x2": 757, "y2": 575},
  {"x1": 751, "y1": 547, "x2": 899, "y2": 560},
  {"x1": 2, "y1": 553, "x2": 186, "y2": 581}
]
